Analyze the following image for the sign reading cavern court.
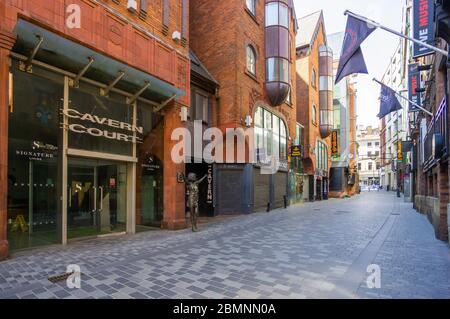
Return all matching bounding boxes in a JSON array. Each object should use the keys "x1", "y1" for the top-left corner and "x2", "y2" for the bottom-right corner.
[{"x1": 63, "y1": 108, "x2": 143, "y2": 143}]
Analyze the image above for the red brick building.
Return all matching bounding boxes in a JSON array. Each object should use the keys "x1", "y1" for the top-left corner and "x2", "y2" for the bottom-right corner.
[
  {"x1": 189, "y1": 0, "x2": 298, "y2": 213},
  {"x1": 0, "y1": 0, "x2": 190, "y2": 259},
  {"x1": 410, "y1": 0, "x2": 449, "y2": 243},
  {"x1": 295, "y1": 11, "x2": 333, "y2": 201}
]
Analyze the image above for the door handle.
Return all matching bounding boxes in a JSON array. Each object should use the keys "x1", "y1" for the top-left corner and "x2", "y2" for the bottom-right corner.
[
  {"x1": 68, "y1": 187, "x2": 72, "y2": 208},
  {"x1": 92, "y1": 187, "x2": 97, "y2": 213},
  {"x1": 99, "y1": 186, "x2": 103, "y2": 213}
]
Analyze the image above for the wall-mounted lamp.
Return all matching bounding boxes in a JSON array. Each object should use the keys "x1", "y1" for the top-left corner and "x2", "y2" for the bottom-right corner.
[
  {"x1": 244, "y1": 115, "x2": 253, "y2": 127},
  {"x1": 172, "y1": 31, "x2": 182, "y2": 42},
  {"x1": 180, "y1": 106, "x2": 188, "y2": 122},
  {"x1": 127, "y1": 0, "x2": 137, "y2": 12}
]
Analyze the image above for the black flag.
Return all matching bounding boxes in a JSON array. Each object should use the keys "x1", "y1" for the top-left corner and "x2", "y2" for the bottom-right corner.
[
  {"x1": 377, "y1": 83, "x2": 403, "y2": 119},
  {"x1": 335, "y1": 15, "x2": 376, "y2": 84}
]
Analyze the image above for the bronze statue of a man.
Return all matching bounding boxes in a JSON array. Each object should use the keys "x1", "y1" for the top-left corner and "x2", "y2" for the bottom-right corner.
[{"x1": 183, "y1": 172, "x2": 207, "y2": 232}]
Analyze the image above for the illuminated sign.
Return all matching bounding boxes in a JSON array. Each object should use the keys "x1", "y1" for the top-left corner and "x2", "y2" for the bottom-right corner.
[
  {"x1": 290, "y1": 145, "x2": 302, "y2": 158},
  {"x1": 331, "y1": 130, "x2": 339, "y2": 156},
  {"x1": 397, "y1": 140, "x2": 403, "y2": 162}
]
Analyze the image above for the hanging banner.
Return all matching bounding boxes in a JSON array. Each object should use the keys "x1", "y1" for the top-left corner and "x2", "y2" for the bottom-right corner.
[
  {"x1": 408, "y1": 63, "x2": 422, "y2": 112},
  {"x1": 412, "y1": 0, "x2": 436, "y2": 58}
]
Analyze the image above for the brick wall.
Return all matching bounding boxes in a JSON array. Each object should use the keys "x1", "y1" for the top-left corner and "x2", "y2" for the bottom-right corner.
[
  {"x1": 296, "y1": 23, "x2": 331, "y2": 175},
  {"x1": 0, "y1": 0, "x2": 190, "y2": 105},
  {"x1": 189, "y1": 0, "x2": 297, "y2": 154}
]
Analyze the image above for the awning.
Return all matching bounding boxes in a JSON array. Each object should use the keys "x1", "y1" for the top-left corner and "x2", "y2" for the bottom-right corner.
[{"x1": 12, "y1": 19, "x2": 185, "y2": 103}]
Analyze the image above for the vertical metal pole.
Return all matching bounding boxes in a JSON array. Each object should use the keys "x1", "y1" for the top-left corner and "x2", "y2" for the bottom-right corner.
[
  {"x1": 28, "y1": 161, "x2": 33, "y2": 235},
  {"x1": 127, "y1": 101, "x2": 137, "y2": 234},
  {"x1": 61, "y1": 76, "x2": 69, "y2": 245}
]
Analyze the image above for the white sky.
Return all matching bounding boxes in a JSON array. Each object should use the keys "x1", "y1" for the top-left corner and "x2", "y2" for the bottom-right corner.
[{"x1": 294, "y1": 0, "x2": 405, "y2": 128}]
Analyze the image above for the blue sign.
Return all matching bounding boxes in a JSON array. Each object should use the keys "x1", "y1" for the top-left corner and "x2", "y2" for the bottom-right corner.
[
  {"x1": 413, "y1": 0, "x2": 436, "y2": 58},
  {"x1": 408, "y1": 63, "x2": 422, "y2": 112}
]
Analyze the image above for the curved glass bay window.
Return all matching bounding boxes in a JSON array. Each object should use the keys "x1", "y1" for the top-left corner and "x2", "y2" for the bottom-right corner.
[
  {"x1": 265, "y1": 0, "x2": 292, "y2": 106},
  {"x1": 318, "y1": 45, "x2": 333, "y2": 138},
  {"x1": 254, "y1": 106, "x2": 288, "y2": 162}
]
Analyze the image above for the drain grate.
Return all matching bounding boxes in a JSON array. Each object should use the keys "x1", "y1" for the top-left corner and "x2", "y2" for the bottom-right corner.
[
  {"x1": 48, "y1": 272, "x2": 83, "y2": 283},
  {"x1": 335, "y1": 210, "x2": 351, "y2": 214}
]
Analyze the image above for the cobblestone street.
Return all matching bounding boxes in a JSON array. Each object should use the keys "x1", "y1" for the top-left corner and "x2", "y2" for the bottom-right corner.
[{"x1": 0, "y1": 192, "x2": 449, "y2": 299}]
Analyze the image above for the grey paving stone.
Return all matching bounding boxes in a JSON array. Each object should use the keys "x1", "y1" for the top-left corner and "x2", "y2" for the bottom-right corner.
[{"x1": 0, "y1": 192, "x2": 448, "y2": 299}]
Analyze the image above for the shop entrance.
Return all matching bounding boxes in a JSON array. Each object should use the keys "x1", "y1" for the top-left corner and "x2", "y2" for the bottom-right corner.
[{"x1": 67, "y1": 158, "x2": 127, "y2": 239}]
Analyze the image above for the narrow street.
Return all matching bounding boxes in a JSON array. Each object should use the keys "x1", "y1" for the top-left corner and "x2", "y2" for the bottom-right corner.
[{"x1": 0, "y1": 192, "x2": 449, "y2": 299}]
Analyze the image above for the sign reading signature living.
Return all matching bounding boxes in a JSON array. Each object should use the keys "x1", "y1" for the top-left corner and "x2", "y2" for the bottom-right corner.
[{"x1": 63, "y1": 108, "x2": 143, "y2": 143}]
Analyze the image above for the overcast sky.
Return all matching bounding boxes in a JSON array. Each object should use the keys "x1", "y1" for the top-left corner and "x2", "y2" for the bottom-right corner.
[{"x1": 294, "y1": 0, "x2": 406, "y2": 128}]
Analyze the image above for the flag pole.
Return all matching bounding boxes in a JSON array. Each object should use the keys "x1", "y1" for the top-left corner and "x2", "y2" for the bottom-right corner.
[
  {"x1": 372, "y1": 78, "x2": 433, "y2": 116},
  {"x1": 345, "y1": 10, "x2": 449, "y2": 57}
]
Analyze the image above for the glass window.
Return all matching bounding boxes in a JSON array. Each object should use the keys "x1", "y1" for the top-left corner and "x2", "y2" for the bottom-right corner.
[
  {"x1": 279, "y1": 59, "x2": 289, "y2": 82},
  {"x1": 255, "y1": 106, "x2": 263, "y2": 127},
  {"x1": 273, "y1": 114, "x2": 280, "y2": 157},
  {"x1": 266, "y1": 58, "x2": 277, "y2": 82},
  {"x1": 191, "y1": 92, "x2": 209, "y2": 123},
  {"x1": 319, "y1": 76, "x2": 333, "y2": 91},
  {"x1": 368, "y1": 162, "x2": 373, "y2": 170},
  {"x1": 320, "y1": 109, "x2": 327, "y2": 126},
  {"x1": 278, "y1": 3, "x2": 289, "y2": 28},
  {"x1": 265, "y1": 2, "x2": 278, "y2": 26},
  {"x1": 246, "y1": 0, "x2": 256, "y2": 15},
  {"x1": 266, "y1": 58, "x2": 289, "y2": 83},
  {"x1": 280, "y1": 120, "x2": 287, "y2": 160},
  {"x1": 68, "y1": 82, "x2": 134, "y2": 156},
  {"x1": 137, "y1": 102, "x2": 153, "y2": 136},
  {"x1": 8, "y1": 66, "x2": 63, "y2": 250},
  {"x1": 295, "y1": 124, "x2": 302, "y2": 146},
  {"x1": 254, "y1": 107, "x2": 287, "y2": 161},
  {"x1": 246, "y1": 45, "x2": 256, "y2": 75}
]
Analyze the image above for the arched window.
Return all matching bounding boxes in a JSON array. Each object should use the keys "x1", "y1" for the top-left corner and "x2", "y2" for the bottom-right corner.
[
  {"x1": 254, "y1": 106, "x2": 288, "y2": 161},
  {"x1": 246, "y1": 45, "x2": 256, "y2": 75},
  {"x1": 316, "y1": 140, "x2": 328, "y2": 171},
  {"x1": 246, "y1": 0, "x2": 256, "y2": 15}
]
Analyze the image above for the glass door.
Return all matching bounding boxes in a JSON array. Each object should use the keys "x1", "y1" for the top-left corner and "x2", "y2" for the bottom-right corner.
[{"x1": 67, "y1": 158, "x2": 127, "y2": 240}]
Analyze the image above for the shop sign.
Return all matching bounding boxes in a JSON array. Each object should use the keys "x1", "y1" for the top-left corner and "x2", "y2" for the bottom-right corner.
[
  {"x1": 290, "y1": 145, "x2": 302, "y2": 158},
  {"x1": 412, "y1": 0, "x2": 435, "y2": 58},
  {"x1": 397, "y1": 140, "x2": 403, "y2": 162},
  {"x1": 331, "y1": 130, "x2": 339, "y2": 156},
  {"x1": 142, "y1": 154, "x2": 161, "y2": 173},
  {"x1": 63, "y1": 108, "x2": 143, "y2": 144},
  {"x1": 15, "y1": 141, "x2": 58, "y2": 161},
  {"x1": 278, "y1": 160, "x2": 288, "y2": 171},
  {"x1": 206, "y1": 164, "x2": 213, "y2": 205}
]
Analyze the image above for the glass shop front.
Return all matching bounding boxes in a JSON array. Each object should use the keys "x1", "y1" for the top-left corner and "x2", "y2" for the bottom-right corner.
[{"x1": 7, "y1": 59, "x2": 161, "y2": 251}]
